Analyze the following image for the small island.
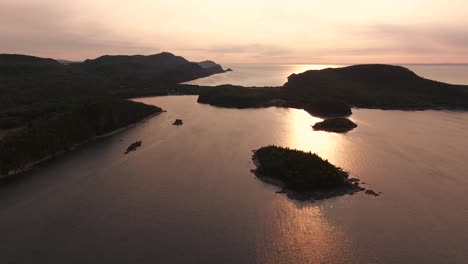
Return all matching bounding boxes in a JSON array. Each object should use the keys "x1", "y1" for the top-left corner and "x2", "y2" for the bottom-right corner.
[
  {"x1": 252, "y1": 146, "x2": 365, "y2": 201},
  {"x1": 173, "y1": 119, "x2": 183, "y2": 125},
  {"x1": 312, "y1": 118, "x2": 358, "y2": 133}
]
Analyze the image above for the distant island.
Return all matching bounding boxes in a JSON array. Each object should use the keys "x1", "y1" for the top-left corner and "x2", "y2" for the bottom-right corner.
[
  {"x1": 312, "y1": 118, "x2": 357, "y2": 133},
  {"x1": 0, "y1": 52, "x2": 227, "y2": 177},
  {"x1": 252, "y1": 146, "x2": 366, "y2": 201},
  {"x1": 196, "y1": 64, "x2": 468, "y2": 116}
]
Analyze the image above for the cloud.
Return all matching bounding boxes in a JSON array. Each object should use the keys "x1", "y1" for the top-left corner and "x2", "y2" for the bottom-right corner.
[
  {"x1": 1, "y1": 1, "x2": 467, "y2": 63},
  {"x1": 0, "y1": 4, "x2": 157, "y2": 59},
  {"x1": 176, "y1": 44, "x2": 294, "y2": 62},
  {"x1": 355, "y1": 24, "x2": 468, "y2": 53},
  {"x1": 205, "y1": 44, "x2": 290, "y2": 56}
]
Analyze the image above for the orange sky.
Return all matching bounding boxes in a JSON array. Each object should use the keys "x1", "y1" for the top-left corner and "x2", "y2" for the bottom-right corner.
[{"x1": 1, "y1": 0, "x2": 467, "y2": 63}]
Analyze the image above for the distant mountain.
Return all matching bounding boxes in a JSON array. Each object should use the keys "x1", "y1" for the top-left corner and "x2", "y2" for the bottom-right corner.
[
  {"x1": 70, "y1": 52, "x2": 225, "y2": 87},
  {"x1": 0, "y1": 54, "x2": 63, "y2": 74},
  {"x1": 82, "y1": 52, "x2": 189, "y2": 70},
  {"x1": 0, "y1": 52, "x2": 226, "y2": 84}
]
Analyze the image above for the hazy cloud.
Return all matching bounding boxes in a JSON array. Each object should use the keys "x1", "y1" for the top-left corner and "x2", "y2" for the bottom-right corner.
[
  {"x1": 0, "y1": 4, "x2": 157, "y2": 59},
  {"x1": 1, "y1": 1, "x2": 467, "y2": 63},
  {"x1": 355, "y1": 24, "x2": 468, "y2": 53}
]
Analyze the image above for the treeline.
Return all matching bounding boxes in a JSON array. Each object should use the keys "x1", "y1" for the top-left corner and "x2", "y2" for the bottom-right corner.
[
  {"x1": 197, "y1": 85, "x2": 352, "y2": 116},
  {"x1": 253, "y1": 146, "x2": 349, "y2": 191},
  {"x1": 197, "y1": 85, "x2": 281, "y2": 108},
  {"x1": 0, "y1": 98, "x2": 161, "y2": 175}
]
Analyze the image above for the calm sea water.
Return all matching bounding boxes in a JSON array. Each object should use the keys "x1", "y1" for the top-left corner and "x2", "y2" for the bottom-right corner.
[
  {"x1": 1, "y1": 66, "x2": 468, "y2": 263},
  {"x1": 186, "y1": 64, "x2": 468, "y2": 86}
]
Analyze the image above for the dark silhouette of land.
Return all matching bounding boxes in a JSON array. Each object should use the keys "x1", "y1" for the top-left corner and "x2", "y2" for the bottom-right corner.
[
  {"x1": 252, "y1": 146, "x2": 365, "y2": 201},
  {"x1": 0, "y1": 52, "x2": 225, "y2": 176},
  {"x1": 312, "y1": 118, "x2": 357, "y2": 133},
  {"x1": 172, "y1": 119, "x2": 184, "y2": 126},
  {"x1": 125, "y1": 141, "x2": 142, "y2": 154},
  {"x1": 196, "y1": 64, "x2": 468, "y2": 116}
]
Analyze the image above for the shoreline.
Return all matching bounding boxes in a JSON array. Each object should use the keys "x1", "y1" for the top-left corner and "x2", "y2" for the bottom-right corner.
[
  {"x1": 0, "y1": 111, "x2": 163, "y2": 180},
  {"x1": 129, "y1": 88, "x2": 468, "y2": 114}
]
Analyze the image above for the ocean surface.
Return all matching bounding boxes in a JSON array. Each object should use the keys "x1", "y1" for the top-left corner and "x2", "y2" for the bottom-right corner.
[
  {"x1": 186, "y1": 64, "x2": 468, "y2": 87},
  {"x1": 1, "y1": 65, "x2": 468, "y2": 263}
]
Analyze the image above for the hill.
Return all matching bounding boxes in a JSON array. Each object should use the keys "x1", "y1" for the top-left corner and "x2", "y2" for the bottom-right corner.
[
  {"x1": 71, "y1": 52, "x2": 226, "y2": 96},
  {"x1": 284, "y1": 64, "x2": 468, "y2": 109}
]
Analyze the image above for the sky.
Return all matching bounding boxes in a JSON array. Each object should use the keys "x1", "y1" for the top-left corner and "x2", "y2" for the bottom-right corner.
[{"x1": 1, "y1": 0, "x2": 468, "y2": 64}]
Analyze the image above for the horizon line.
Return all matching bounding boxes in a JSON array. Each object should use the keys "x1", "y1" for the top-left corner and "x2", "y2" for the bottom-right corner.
[{"x1": 3, "y1": 52, "x2": 468, "y2": 66}]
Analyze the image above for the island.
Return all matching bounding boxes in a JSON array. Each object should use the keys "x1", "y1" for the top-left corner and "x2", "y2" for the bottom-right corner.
[
  {"x1": 173, "y1": 119, "x2": 184, "y2": 125},
  {"x1": 312, "y1": 118, "x2": 358, "y2": 132},
  {"x1": 252, "y1": 146, "x2": 366, "y2": 201}
]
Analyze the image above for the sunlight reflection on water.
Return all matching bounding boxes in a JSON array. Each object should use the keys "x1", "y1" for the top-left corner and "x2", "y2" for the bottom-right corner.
[{"x1": 255, "y1": 199, "x2": 354, "y2": 264}]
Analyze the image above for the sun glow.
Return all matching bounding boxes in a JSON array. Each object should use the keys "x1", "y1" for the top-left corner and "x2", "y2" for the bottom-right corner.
[{"x1": 290, "y1": 64, "x2": 345, "y2": 74}]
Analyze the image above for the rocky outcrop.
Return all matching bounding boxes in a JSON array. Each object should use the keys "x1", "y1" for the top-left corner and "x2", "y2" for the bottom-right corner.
[
  {"x1": 125, "y1": 141, "x2": 142, "y2": 154},
  {"x1": 172, "y1": 119, "x2": 183, "y2": 126}
]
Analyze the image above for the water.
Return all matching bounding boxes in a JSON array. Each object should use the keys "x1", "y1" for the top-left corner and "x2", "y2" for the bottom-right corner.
[
  {"x1": 186, "y1": 64, "x2": 343, "y2": 87},
  {"x1": 1, "y1": 65, "x2": 468, "y2": 263},
  {"x1": 186, "y1": 64, "x2": 468, "y2": 86},
  {"x1": 406, "y1": 64, "x2": 468, "y2": 85}
]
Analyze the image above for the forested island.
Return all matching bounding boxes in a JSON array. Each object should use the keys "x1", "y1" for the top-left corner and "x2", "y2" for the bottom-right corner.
[
  {"x1": 312, "y1": 118, "x2": 358, "y2": 133},
  {"x1": 0, "y1": 53, "x2": 227, "y2": 176},
  {"x1": 252, "y1": 146, "x2": 365, "y2": 201}
]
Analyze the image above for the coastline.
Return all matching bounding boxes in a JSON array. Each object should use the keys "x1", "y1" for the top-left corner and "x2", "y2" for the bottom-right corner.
[{"x1": 0, "y1": 111, "x2": 163, "y2": 180}]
